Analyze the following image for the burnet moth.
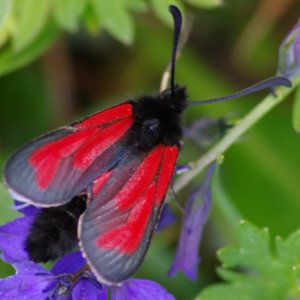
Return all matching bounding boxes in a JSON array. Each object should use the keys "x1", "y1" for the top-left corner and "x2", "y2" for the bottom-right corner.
[{"x1": 3, "y1": 5, "x2": 291, "y2": 285}]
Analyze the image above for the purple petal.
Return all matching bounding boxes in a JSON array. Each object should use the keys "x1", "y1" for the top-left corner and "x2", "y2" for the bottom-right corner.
[
  {"x1": 0, "y1": 224, "x2": 105, "y2": 299},
  {"x1": 72, "y1": 277, "x2": 107, "y2": 300},
  {"x1": 0, "y1": 275, "x2": 52, "y2": 299},
  {"x1": 168, "y1": 163, "x2": 215, "y2": 280},
  {"x1": 0, "y1": 216, "x2": 34, "y2": 263},
  {"x1": 15, "y1": 261, "x2": 49, "y2": 275},
  {"x1": 278, "y1": 19, "x2": 300, "y2": 78},
  {"x1": 111, "y1": 279, "x2": 175, "y2": 300},
  {"x1": 0, "y1": 262, "x2": 53, "y2": 299},
  {"x1": 52, "y1": 252, "x2": 106, "y2": 298},
  {"x1": 156, "y1": 204, "x2": 177, "y2": 232},
  {"x1": 51, "y1": 251, "x2": 86, "y2": 275},
  {"x1": 13, "y1": 200, "x2": 39, "y2": 216}
]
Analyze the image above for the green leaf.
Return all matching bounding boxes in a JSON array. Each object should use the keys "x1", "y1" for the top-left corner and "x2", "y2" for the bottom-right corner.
[
  {"x1": 83, "y1": 2, "x2": 102, "y2": 34},
  {"x1": 0, "y1": 0, "x2": 11, "y2": 28},
  {"x1": 197, "y1": 221, "x2": 300, "y2": 300},
  {"x1": 0, "y1": 4, "x2": 13, "y2": 47},
  {"x1": 125, "y1": 0, "x2": 147, "y2": 12},
  {"x1": 292, "y1": 86, "x2": 300, "y2": 133},
  {"x1": 219, "y1": 222, "x2": 273, "y2": 272},
  {"x1": 150, "y1": 0, "x2": 184, "y2": 26},
  {"x1": 53, "y1": 0, "x2": 86, "y2": 32},
  {"x1": 12, "y1": 0, "x2": 51, "y2": 50},
  {"x1": 0, "y1": 21, "x2": 58, "y2": 76},
  {"x1": 185, "y1": 0, "x2": 223, "y2": 9},
  {"x1": 0, "y1": 183, "x2": 21, "y2": 224},
  {"x1": 90, "y1": 0, "x2": 134, "y2": 45}
]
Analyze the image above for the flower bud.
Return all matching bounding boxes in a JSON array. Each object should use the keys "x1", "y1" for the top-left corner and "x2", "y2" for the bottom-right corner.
[{"x1": 278, "y1": 20, "x2": 300, "y2": 79}]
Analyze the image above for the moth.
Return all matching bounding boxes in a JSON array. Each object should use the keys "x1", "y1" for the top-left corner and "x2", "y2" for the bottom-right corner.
[{"x1": 3, "y1": 5, "x2": 291, "y2": 285}]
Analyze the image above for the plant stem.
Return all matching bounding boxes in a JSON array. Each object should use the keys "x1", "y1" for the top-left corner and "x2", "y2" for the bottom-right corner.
[{"x1": 174, "y1": 77, "x2": 300, "y2": 193}]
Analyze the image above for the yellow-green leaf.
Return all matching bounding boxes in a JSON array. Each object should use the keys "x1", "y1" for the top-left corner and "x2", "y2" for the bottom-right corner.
[
  {"x1": 83, "y1": 3, "x2": 102, "y2": 35},
  {"x1": 53, "y1": 0, "x2": 86, "y2": 32},
  {"x1": 90, "y1": 0, "x2": 134, "y2": 45},
  {"x1": 0, "y1": 0, "x2": 11, "y2": 29},
  {"x1": 150, "y1": 0, "x2": 184, "y2": 27},
  {"x1": 0, "y1": 7, "x2": 13, "y2": 47},
  {"x1": 12, "y1": 0, "x2": 51, "y2": 51},
  {"x1": 125, "y1": 0, "x2": 147, "y2": 12},
  {"x1": 0, "y1": 183, "x2": 21, "y2": 224},
  {"x1": 186, "y1": 0, "x2": 223, "y2": 9},
  {"x1": 0, "y1": 21, "x2": 58, "y2": 76}
]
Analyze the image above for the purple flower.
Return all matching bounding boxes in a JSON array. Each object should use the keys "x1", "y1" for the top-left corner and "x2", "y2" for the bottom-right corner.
[
  {"x1": 0, "y1": 253, "x2": 104, "y2": 299},
  {"x1": 156, "y1": 204, "x2": 177, "y2": 232},
  {"x1": 0, "y1": 210, "x2": 175, "y2": 299},
  {"x1": 0, "y1": 214, "x2": 105, "y2": 299},
  {"x1": 0, "y1": 261, "x2": 55, "y2": 299},
  {"x1": 0, "y1": 215, "x2": 35, "y2": 263},
  {"x1": 13, "y1": 200, "x2": 40, "y2": 216},
  {"x1": 278, "y1": 19, "x2": 300, "y2": 79},
  {"x1": 168, "y1": 163, "x2": 215, "y2": 280},
  {"x1": 111, "y1": 279, "x2": 175, "y2": 300}
]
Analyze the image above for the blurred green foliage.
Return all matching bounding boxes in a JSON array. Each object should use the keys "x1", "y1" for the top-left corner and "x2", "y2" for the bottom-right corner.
[
  {"x1": 0, "y1": 0, "x2": 220, "y2": 76},
  {"x1": 0, "y1": 0, "x2": 300, "y2": 299}
]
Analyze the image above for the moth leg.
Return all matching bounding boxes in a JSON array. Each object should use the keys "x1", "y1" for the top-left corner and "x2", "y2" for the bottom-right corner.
[{"x1": 169, "y1": 186, "x2": 184, "y2": 213}]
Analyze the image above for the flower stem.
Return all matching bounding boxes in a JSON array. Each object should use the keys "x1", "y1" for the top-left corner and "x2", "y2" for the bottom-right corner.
[{"x1": 174, "y1": 76, "x2": 300, "y2": 193}]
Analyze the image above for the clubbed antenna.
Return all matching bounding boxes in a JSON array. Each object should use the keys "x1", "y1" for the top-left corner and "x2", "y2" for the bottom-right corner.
[
  {"x1": 188, "y1": 76, "x2": 292, "y2": 105},
  {"x1": 167, "y1": 6, "x2": 291, "y2": 104},
  {"x1": 169, "y1": 5, "x2": 183, "y2": 95}
]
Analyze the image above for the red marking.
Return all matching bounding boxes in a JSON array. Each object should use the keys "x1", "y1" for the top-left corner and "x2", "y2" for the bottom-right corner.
[
  {"x1": 73, "y1": 117, "x2": 133, "y2": 170},
  {"x1": 115, "y1": 145, "x2": 165, "y2": 211},
  {"x1": 29, "y1": 128, "x2": 99, "y2": 189},
  {"x1": 75, "y1": 104, "x2": 132, "y2": 129},
  {"x1": 95, "y1": 145, "x2": 177, "y2": 255},
  {"x1": 154, "y1": 146, "x2": 178, "y2": 205},
  {"x1": 96, "y1": 183, "x2": 155, "y2": 255},
  {"x1": 29, "y1": 115, "x2": 133, "y2": 190},
  {"x1": 92, "y1": 171, "x2": 112, "y2": 196},
  {"x1": 30, "y1": 155, "x2": 58, "y2": 191}
]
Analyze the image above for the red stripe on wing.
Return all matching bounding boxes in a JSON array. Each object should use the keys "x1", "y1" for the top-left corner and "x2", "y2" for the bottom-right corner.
[
  {"x1": 93, "y1": 145, "x2": 178, "y2": 255},
  {"x1": 29, "y1": 116, "x2": 133, "y2": 190},
  {"x1": 79, "y1": 144, "x2": 179, "y2": 282},
  {"x1": 114, "y1": 145, "x2": 165, "y2": 211},
  {"x1": 29, "y1": 128, "x2": 99, "y2": 189},
  {"x1": 73, "y1": 117, "x2": 133, "y2": 170},
  {"x1": 74, "y1": 104, "x2": 132, "y2": 129},
  {"x1": 92, "y1": 171, "x2": 112, "y2": 196},
  {"x1": 96, "y1": 183, "x2": 156, "y2": 255},
  {"x1": 154, "y1": 146, "x2": 178, "y2": 205}
]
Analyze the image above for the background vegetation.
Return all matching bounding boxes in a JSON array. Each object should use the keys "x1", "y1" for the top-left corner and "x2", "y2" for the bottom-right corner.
[{"x1": 0, "y1": 0, "x2": 300, "y2": 299}]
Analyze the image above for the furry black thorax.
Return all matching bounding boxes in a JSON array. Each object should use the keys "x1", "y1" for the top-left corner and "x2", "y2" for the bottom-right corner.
[
  {"x1": 127, "y1": 86, "x2": 187, "y2": 151},
  {"x1": 25, "y1": 196, "x2": 87, "y2": 263}
]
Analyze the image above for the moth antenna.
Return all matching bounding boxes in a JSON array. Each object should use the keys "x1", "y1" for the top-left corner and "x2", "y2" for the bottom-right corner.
[
  {"x1": 160, "y1": 8, "x2": 192, "y2": 92},
  {"x1": 188, "y1": 76, "x2": 292, "y2": 105},
  {"x1": 169, "y1": 5, "x2": 183, "y2": 95}
]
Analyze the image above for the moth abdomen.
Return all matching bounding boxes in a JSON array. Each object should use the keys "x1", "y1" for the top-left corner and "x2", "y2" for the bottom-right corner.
[{"x1": 25, "y1": 195, "x2": 87, "y2": 263}]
